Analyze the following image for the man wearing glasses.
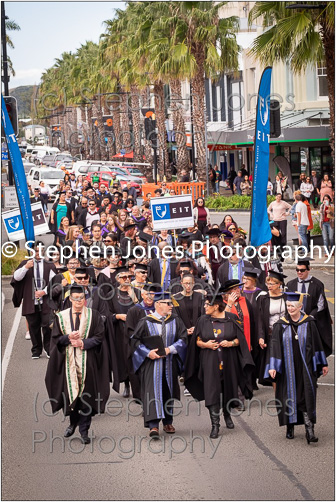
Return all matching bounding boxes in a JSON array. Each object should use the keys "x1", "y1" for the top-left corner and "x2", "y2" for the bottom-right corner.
[
  {"x1": 108, "y1": 265, "x2": 140, "y2": 398},
  {"x1": 131, "y1": 292, "x2": 187, "y2": 438},
  {"x1": 45, "y1": 284, "x2": 110, "y2": 445},
  {"x1": 131, "y1": 263, "x2": 148, "y2": 289},
  {"x1": 78, "y1": 199, "x2": 100, "y2": 229},
  {"x1": 286, "y1": 259, "x2": 332, "y2": 357}
]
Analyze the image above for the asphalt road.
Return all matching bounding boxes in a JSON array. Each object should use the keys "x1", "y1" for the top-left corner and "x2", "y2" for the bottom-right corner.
[{"x1": 1, "y1": 267, "x2": 334, "y2": 501}]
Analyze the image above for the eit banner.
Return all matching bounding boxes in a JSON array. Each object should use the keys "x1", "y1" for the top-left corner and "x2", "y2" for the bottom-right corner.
[
  {"x1": 250, "y1": 67, "x2": 273, "y2": 247},
  {"x1": 150, "y1": 194, "x2": 194, "y2": 231},
  {"x1": 1, "y1": 94, "x2": 35, "y2": 243}
]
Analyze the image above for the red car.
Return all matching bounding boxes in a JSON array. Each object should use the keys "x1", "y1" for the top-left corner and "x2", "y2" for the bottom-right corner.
[{"x1": 85, "y1": 172, "x2": 141, "y2": 195}]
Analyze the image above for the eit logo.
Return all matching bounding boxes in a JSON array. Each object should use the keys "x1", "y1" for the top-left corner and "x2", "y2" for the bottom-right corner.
[
  {"x1": 259, "y1": 96, "x2": 268, "y2": 127},
  {"x1": 154, "y1": 204, "x2": 170, "y2": 220}
]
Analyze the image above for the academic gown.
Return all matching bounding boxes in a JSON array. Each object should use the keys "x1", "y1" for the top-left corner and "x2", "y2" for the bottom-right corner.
[
  {"x1": 257, "y1": 293, "x2": 287, "y2": 386},
  {"x1": 125, "y1": 302, "x2": 155, "y2": 400},
  {"x1": 286, "y1": 277, "x2": 332, "y2": 357},
  {"x1": 108, "y1": 288, "x2": 139, "y2": 389},
  {"x1": 130, "y1": 314, "x2": 187, "y2": 426},
  {"x1": 169, "y1": 276, "x2": 214, "y2": 296},
  {"x1": 45, "y1": 308, "x2": 110, "y2": 417},
  {"x1": 172, "y1": 292, "x2": 205, "y2": 338},
  {"x1": 265, "y1": 314, "x2": 328, "y2": 426},
  {"x1": 184, "y1": 314, "x2": 254, "y2": 409},
  {"x1": 216, "y1": 259, "x2": 253, "y2": 287},
  {"x1": 241, "y1": 288, "x2": 263, "y2": 375}
]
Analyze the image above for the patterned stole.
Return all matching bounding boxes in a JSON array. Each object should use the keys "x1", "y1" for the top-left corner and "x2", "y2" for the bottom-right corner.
[
  {"x1": 230, "y1": 297, "x2": 251, "y2": 350},
  {"x1": 57, "y1": 307, "x2": 92, "y2": 407}
]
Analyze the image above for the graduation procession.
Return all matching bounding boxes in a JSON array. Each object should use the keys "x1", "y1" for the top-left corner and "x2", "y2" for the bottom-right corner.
[{"x1": 1, "y1": 1, "x2": 335, "y2": 499}]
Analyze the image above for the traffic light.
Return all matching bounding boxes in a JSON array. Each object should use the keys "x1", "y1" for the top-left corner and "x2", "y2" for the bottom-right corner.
[
  {"x1": 270, "y1": 100, "x2": 281, "y2": 138},
  {"x1": 3, "y1": 96, "x2": 18, "y2": 136}
]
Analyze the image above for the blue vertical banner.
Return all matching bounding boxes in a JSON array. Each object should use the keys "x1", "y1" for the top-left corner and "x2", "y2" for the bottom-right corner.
[
  {"x1": 1, "y1": 94, "x2": 35, "y2": 243},
  {"x1": 250, "y1": 67, "x2": 273, "y2": 247}
]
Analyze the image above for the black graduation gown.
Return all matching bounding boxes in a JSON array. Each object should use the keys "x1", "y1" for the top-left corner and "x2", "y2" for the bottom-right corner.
[
  {"x1": 257, "y1": 293, "x2": 287, "y2": 386},
  {"x1": 125, "y1": 303, "x2": 155, "y2": 400},
  {"x1": 286, "y1": 277, "x2": 332, "y2": 357},
  {"x1": 267, "y1": 315, "x2": 328, "y2": 426},
  {"x1": 172, "y1": 292, "x2": 205, "y2": 336},
  {"x1": 184, "y1": 314, "x2": 254, "y2": 409},
  {"x1": 45, "y1": 308, "x2": 110, "y2": 417},
  {"x1": 241, "y1": 288, "x2": 263, "y2": 374},
  {"x1": 108, "y1": 289, "x2": 138, "y2": 387},
  {"x1": 130, "y1": 314, "x2": 187, "y2": 425}
]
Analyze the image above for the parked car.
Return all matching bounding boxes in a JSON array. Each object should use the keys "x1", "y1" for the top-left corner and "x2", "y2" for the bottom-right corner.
[
  {"x1": 22, "y1": 159, "x2": 36, "y2": 174},
  {"x1": 85, "y1": 172, "x2": 141, "y2": 195},
  {"x1": 75, "y1": 162, "x2": 144, "y2": 184},
  {"x1": 120, "y1": 166, "x2": 147, "y2": 183},
  {"x1": 26, "y1": 168, "x2": 65, "y2": 200},
  {"x1": 42, "y1": 153, "x2": 76, "y2": 168}
]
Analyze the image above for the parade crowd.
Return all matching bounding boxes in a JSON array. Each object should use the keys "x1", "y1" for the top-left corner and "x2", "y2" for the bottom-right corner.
[{"x1": 11, "y1": 168, "x2": 333, "y2": 445}]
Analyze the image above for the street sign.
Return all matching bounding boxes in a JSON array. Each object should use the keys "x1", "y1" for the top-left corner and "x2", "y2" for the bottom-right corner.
[
  {"x1": 2, "y1": 202, "x2": 50, "y2": 241},
  {"x1": 2, "y1": 151, "x2": 8, "y2": 160},
  {"x1": 150, "y1": 194, "x2": 194, "y2": 231},
  {"x1": 4, "y1": 186, "x2": 18, "y2": 208}
]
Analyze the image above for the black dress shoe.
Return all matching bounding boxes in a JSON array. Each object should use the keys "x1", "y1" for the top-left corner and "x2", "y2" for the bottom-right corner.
[
  {"x1": 286, "y1": 425, "x2": 294, "y2": 440},
  {"x1": 210, "y1": 425, "x2": 220, "y2": 439},
  {"x1": 64, "y1": 424, "x2": 76, "y2": 438},
  {"x1": 224, "y1": 415, "x2": 234, "y2": 429},
  {"x1": 123, "y1": 386, "x2": 130, "y2": 398},
  {"x1": 81, "y1": 434, "x2": 91, "y2": 444}
]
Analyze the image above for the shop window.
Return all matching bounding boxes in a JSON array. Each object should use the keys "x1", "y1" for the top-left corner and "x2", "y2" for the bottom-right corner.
[{"x1": 310, "y1": 147, "x2": 322, "y2": 175}]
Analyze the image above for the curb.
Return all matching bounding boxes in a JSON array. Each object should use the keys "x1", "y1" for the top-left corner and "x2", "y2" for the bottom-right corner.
[{"x1": 2, "y1": 275, "x2": 13, "y2": 282}]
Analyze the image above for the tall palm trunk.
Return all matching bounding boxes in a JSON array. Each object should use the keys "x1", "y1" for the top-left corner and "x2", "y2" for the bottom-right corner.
[
  {"x1": 170, "y1": 79, "x2": 190, "y2": 175},
  {"x1": 130, "y1": 85, "x2": 142, "y2": 163},
  {"x1": 191, "y1": 46, "x2": 207, "y2": 181},
  {"x1": 120, "y1": 90, "x2": 131, "y2": 153},
  {"x1": 68, "y1": 107, "x2": 79, "y2": 156},
  {"x1": 80, "y1": 106, "x2": 89, "y2": 159},
  {"x1": 90, "y1": 102, "x2": 101, "y2": 160},
  {"x1": 154, "y1": 82, "x2": 169, "y2": 179},
  {"x1": 109, "y1": 94, "x2": 121, "y2": 155},
  {"x1": 320, "y1": 17, "x2": 335, "y2": 164}
]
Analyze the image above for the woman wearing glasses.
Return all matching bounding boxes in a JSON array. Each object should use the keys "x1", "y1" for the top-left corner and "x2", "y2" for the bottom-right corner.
[
  {"x1": 257, "y1": 271, "x2": 287, "y2": 388},
  {"x1": 184, "y1": 293, "x2": 254, "y2": 438},
  {"x1": 267, "y1": 291, "x2": 328, "y2": 443},
  {"x1": 300, "y1": 177, "x2": 314, "y2": 204}
]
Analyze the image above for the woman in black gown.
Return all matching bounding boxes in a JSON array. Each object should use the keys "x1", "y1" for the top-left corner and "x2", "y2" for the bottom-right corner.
[
  {"x1": 184, "y1": 293, "x2": 254, "y2": 438},
  {"x1": 267, "y1": 292, "x2": 328, "y2": 444}
]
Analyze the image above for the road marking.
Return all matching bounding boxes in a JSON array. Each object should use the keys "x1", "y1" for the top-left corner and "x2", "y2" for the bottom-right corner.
[
  {"x1": 317, "y1": 383, "x2": 334, "y2": 386},
  {"x1": 2, "y1": 306, "x2": 22, "y2": 393},
  {"x1": 326, "y1": 297, "x2": 334, "y2": 304}
]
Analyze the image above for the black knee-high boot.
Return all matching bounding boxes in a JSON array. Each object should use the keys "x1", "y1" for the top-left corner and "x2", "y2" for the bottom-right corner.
[
  {"x1": 303, "y1": 412, "x2": 318, "y2": 444},
  {"x1": 208, "y1": 404, "x2": 220, "y2": 439}
]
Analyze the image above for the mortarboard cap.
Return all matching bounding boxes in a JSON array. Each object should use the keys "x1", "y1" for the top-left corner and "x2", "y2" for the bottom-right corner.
[
  {"x1": 220, "y1": 280, "x2": 243, "y2": 294},
  {"x1": 268, "y1": 271, "x2": 287, "y2": 282},
  {"x1": 242, "y1": 268, "x2": 261, "y2": 279},
  {"x1": 284, "y1": 291, "x2": 308, "y2": 304},
  {"x1": 206, "y1": 228, "x2": 221, "y2": 236}
]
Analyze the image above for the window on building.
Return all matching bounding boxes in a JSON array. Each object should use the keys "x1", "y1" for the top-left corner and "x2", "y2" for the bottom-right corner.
[{"x1": 317, "y1": 64, "x2": 328, "y2": 98}]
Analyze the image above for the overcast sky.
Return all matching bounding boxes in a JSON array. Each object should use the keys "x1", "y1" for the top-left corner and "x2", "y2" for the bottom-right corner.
[{"x1": 5, "y1": 1, "x2": 126, "y2": 89}]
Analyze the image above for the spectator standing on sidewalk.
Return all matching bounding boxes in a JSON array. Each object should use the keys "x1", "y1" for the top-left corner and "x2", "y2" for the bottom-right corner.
[
  {"x1": 233, "y1": 171, "x2": 243, "y2": 195},
  {"x1": 295, "y1": 193, "x2": 310, "y2": 250},
  {"x1": 267, "y1": 194, "x2": 292, "y2": 250}
]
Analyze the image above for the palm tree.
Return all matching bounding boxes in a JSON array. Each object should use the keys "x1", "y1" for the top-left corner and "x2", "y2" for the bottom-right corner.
[
  {"x1": 157, "y1": 2, "x2": 240, "y2": 181},
  {"x1": 248, "y1": 1, "x2": 335, "y2": 162},
  {"x1": 5, "y1": 18, "x2": 20, "y2": 76}
]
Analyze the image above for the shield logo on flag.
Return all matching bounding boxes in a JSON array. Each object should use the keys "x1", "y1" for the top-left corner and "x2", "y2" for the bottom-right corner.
[{"x1": 155, "y1": 205, "x2": 167, "y2": 219}]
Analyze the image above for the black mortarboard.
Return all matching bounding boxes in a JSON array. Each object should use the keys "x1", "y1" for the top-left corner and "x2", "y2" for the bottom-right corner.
[
  {"x1": 138, "y1": 231, "x2": 152, "y2": 243},
  {"x1": 115, "y1": 265, "x2": 129, "y2": 275},
  {"x1": 284, "y1": 291, "x2": 308, "y2": 303},
  {"x1": 222, "y1": 230, "x2": 233, "y2": 238},
  {"x1": 134, "y1": 263, "x2": 148, "y2": 272},
  {"x1": 206, "y1": 228, "x2": 221, "y2": 236},
  {"x1": 113, "y1": 191, "x2": 122, "y2": 197},
  {"x1": 124, "y1": 222, "x2": 136, "y2": 232},
  {"x1": 141, "y1": 283, "x2": 159, "y2": 293},
  {"x1": 179, "y1": 259, "x2": 193, "y2": 268},
  {"x1": 220, "y1": 280, "x2": 243, "y2": 293},
  {"x1": 82, "y1": 226, "x2": 92, "y2": 235},
  {"x1": 268, "y1": 271, "x2": 287, "y2": 282},
  {"x1": 242, "y1": 268, "x2": 261, "y2": 279},
  {"x1": 153, "y1": 291, "x2": 171, "y2": 301}
]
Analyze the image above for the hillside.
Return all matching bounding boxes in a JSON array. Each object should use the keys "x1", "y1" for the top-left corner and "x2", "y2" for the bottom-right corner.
[{"x1": 8, "y1": 85, "x2": 35, "y2": 118}]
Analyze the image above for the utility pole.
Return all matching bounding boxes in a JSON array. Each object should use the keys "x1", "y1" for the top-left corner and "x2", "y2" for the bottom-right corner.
[{"x1": 1, "y1": 2, "x2": 14, "y2": 186}]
